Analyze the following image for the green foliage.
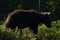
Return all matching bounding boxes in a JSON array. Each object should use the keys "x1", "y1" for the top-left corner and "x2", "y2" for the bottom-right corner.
[
  {"x1": 52, "y1": 20, "x2": 60, "y2": 28},
  {"x1": 45, "y1": 0, "x2": 56, "y2": 13},
  {"x1": 0, "y1": 20, "x2": 60, "y2": 40},
  {"x1": 0, "y1": 25, "x2": 36, "y2": 40},
  {"x1": 7, "y1": 0, "x2": 22, "y2": 9}
]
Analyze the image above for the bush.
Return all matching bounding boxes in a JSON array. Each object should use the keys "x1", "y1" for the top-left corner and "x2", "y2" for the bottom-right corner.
[
  {"x1": 0, "y1": 20, "x2": 60, "y2": 40},
  {"x1": 0, "y1": 25, "x2": 36, "y2": 40}
]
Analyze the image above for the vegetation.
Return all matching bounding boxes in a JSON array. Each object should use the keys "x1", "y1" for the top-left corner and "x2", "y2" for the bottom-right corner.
[{"x1": 0, "y1": 20, "x2": 60, "y2": 40}]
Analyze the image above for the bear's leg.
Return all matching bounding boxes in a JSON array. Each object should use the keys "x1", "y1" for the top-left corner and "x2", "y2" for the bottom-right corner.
[{"x1": 29, "y1": 24, "x2": 38, "y2": 34}]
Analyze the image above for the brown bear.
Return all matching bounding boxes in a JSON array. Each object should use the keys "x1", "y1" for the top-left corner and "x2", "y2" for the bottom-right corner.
[{"x1": 3, "y1": 9, "x2": 51, "y2": 34}]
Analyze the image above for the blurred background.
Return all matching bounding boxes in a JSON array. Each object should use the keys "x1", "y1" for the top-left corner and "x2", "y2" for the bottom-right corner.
[{"x1": 0, "y1": 0, "x2": 59, "y2": 21}]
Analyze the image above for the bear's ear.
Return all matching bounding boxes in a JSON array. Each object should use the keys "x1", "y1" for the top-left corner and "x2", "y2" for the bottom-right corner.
[
  {"x1": 40, "y1": 12, "x2": 51, "y2": 15},
  {"x1": 46, "y1": 12, "x2": 51, "y2": 15}
]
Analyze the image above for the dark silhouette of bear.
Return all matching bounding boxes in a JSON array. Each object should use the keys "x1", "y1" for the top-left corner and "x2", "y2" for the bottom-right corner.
[{"x1": 3, "y1": 9, "x2": 51, "y2": 34}]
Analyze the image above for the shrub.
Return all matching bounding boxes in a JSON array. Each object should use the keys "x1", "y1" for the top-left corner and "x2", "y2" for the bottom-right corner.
[{"x1": 0, "y1": 20, "x2": 60, "y2": 40}]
